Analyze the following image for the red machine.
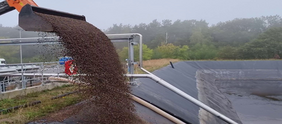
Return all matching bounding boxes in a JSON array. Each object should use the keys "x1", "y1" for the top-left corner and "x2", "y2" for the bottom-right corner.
[{"x1": 64, "y1": 60, "x2": 77, "y2": 76}]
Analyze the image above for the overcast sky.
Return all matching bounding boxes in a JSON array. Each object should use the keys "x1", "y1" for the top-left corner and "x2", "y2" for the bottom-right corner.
[{"x1": 0, "y1": 0, "x2": 281, "y2": 30}]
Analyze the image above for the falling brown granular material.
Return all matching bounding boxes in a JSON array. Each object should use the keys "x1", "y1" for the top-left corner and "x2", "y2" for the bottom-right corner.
[{"x1": 35, "y1": 13, "x2": 136, "y2": 123}]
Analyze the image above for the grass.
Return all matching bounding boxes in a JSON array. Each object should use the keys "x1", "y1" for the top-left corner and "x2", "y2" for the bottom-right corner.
[
  {"x1": 0, "y1": 84, "x2": 83, "y2": 124},
  {"x1": 0, "y1": 99, "x2": 27, "y2": 110},
  {"x1": 134, "y1": 59, "x2": 180, "y2": 73}
]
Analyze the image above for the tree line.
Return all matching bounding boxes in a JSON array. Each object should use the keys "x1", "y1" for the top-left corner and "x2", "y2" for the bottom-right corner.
[
  {"x1": 1, "y1": 15, "x2": 282, "y2": 63},
  {"x1": 107, "y1": 15, "x2": 282, "y2": 60}
]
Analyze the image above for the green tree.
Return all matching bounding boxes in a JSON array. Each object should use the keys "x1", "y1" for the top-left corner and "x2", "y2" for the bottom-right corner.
[
  {"x1": 0, "y1": 45, "x2": 20, "y2": 63},
  {"x1": 189, "y1": 43, "x2": 217, "y2": 60},
  {"x1": 176, "y1": 45, "x2": 189, "y2": 60},
  {"x1": 217, "y1": 46, "x2": 238, "y2": 59},
  {"x1": 156, "y1": 43, "x2": 179, "y2": 58},
  {"x1": 118, "y1": 47, "x2": 128, "y2": 61},
  {"x1": 190, "y1": 30, "x2": 212, "y2": 45},
  {"x1": 134, "y1": 44, "x2": 153, "y2": 61},
  {"x1": 118, "y1": 44, "x2": 153, "y2": 61},
  {"x1": 148, "y1": 34, "x2": 166, "y2": 48},
  {"x1": 237, "y1": 27, "x2": 282, "y2": 59},
  {"x1": 152, "y1": 49, "x2": 162, "y2": 59},
  {"x1": 105, "y1": 24, "x2": 132, "y2": 33},
  {"x1": 153, "y1": 44, "x2": 189, "y2": 60},
  {"x1": 210, "y1": 18, "x2": 265, "y2": 46}
]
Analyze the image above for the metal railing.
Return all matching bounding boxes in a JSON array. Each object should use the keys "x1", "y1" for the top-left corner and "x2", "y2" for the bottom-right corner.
[{"x1": 0, "y1": 61, "x2": 64, "y2": 93}]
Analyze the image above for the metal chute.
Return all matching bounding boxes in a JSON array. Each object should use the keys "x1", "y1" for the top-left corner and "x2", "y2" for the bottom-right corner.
[{"x1": 19, "y1": 4, "x2": 86, "y2": 32}]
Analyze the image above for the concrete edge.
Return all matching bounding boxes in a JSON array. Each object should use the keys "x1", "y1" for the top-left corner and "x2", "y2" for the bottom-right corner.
[{"x1": 0, "y1": 82, "x2": 71, "y2": 100}]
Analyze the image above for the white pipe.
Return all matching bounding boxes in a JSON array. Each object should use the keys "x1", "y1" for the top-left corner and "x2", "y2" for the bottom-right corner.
[
  {"x1": 0, "y1": 37, "x2": 59, "y2": 41},
  {"x1": 125, "y1": 74, "x2": 151, "y2": 78},
  {"x1": 48, "y1": 77, "x2": 90, "y2": 85},
  {"x1": 20, "y1": 30, "x2": 25, "y2": 89},
  {"x1": 129, "y1": 68, "x2": 238, "y2": 124},
  {"x1": 0, "y1": 73, "x2": 67, "y2": 77},
  {"x1": 139, "y1": 34, "x2": 143, "y2": 67},
  {"x1": 48, "y1": 77, "x2": 75, "y2": 83},
  {"x1": 130, "y1": 94, "x2": 185, "y2": 124}
]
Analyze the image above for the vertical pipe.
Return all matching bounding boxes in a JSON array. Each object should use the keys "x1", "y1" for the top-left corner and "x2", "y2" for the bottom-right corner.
[
  {"x1": 0, "y1": 81, "x2": 2, "y2": 93},
  {"x1": 57, "y1": 61, "x2": 59, "y2": 76},
  {"x1": 128, "y1": 39, "x2": 131, "y2": 74},
  {"x1": 19, "y1": 29, "x2": 25, "y2": 89},
  {"x1": 128, "y1": 39, "x2": 134, "y2": 74},
  {"x1": 3, "y1": 79, "x2": 5, "y2": 92},
  {"x1": 128, "y1": 39, "x2": 135, "y2": 82},
  {"x1": 5, "y1": 76, "x2": 9, "y2": 92},
  {"x1": 136, "y1": 34, "x2": 143, "y2": 67},
  {"x1": 33, "y1": 73, "x2": 35, "y2": 81},
  {"x1": 41, "y1": 62, "x2": 44, "y2": 85}
]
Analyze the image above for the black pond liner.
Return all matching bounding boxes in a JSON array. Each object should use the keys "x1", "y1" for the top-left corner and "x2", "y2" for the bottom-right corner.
[{"x1": 131, "y1": 60, "x2": 282, "y2": 124}]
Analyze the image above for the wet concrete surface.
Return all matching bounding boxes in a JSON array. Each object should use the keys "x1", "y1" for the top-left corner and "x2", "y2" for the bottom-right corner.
[
  {"x1": 212, "y1": 70, "x2": 282, "y2": 124},
  {"x1": 226, "y1": 94, "x2": 282, "y2": 124}
]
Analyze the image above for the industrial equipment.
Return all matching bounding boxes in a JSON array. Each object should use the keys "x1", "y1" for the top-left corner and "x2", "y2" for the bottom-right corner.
[
  {"x1": 59, "y1": 57, "x2": 73, "y2": 65},
  {"x1": 64, "y1": 60, "x2": 77, "y2": 76},
  {"x1": 0, "y1": 0, "x2": 85, "y2": 32}
]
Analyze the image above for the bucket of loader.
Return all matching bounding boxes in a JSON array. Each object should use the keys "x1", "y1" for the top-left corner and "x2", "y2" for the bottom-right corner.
[{"x1": 19, "y1": 4, "x2": 86, "y2": 32}]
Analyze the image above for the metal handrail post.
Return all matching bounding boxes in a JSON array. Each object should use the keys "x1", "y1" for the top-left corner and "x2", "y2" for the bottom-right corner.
[{"x1": 41, "y1": 62, "x2": 44, "y2": 86}]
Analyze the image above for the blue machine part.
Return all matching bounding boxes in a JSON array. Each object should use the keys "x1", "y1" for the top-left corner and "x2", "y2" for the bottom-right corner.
[{"x1": 59, "y1": 57, "x2": 73, "y2": 65}]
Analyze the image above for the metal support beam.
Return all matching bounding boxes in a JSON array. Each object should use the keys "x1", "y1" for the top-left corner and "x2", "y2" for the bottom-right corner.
[{"x1": 19, "y1": 30, "x2": 26, "y2": 89}]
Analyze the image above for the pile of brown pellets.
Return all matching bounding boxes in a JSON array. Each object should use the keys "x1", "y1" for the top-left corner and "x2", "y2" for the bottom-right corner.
[{"x1": 36, "y1": 13, "x2": 137, "y2": 123}]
